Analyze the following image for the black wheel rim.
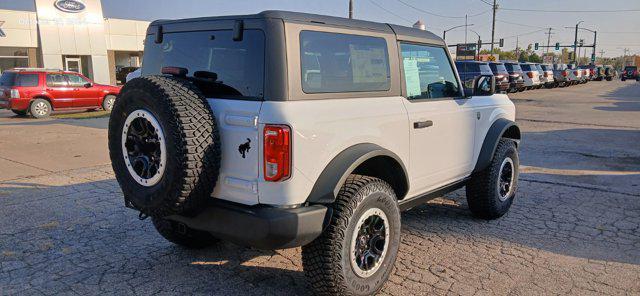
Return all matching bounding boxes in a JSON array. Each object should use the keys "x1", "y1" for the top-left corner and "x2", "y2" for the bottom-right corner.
[
  {"x1": 121, "y1": 110, "x2": 166, "y2": 186},
  {"x1": 351, "y1": 208, "x2": 389, "y2": 278},
  {"x1": 498, "y1": 157, "x2": 514, "y2": 201}
]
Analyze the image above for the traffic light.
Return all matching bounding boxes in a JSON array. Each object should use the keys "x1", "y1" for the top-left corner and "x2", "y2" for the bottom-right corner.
[
  {"x1": 579, "y1": 39, "x2": 584, "y2": 46},
  {"x1": 499, "y1": 38, "x2": 504, "y2": 48},
  {"x1": 478, "y1": 39, "x2": 482, "y2": 50},
  {"x1": 591, "y1": 53, "x2": 596, "y2": 62},
  {"x1": 555, "y1": 42, "x2": 560, "y2": 50},
  {"x1": 534, "y1": 42, "x2": 539, "y2": 50}
]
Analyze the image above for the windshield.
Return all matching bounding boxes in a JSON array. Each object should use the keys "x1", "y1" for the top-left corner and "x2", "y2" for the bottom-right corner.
[
  {"x1": 142, "y1": 29, "x2": 265, "y2": 99},
  {"x1": 0, "y1": 71, "x2": 17, "y2": 87},
  {"x1": 625, "y1": 66, "x2": 637, "y2": 71}
]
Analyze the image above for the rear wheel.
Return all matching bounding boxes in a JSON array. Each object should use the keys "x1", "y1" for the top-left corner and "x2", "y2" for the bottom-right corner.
[
  {"x1": 466, "y1": 139, "x2": 519, "y2": 220},
  {"x1": 29, "y1": 99, "x2": 51, "y2": 118},
  {"x1": 302, "y1": 175, "x2": 401, "y2": 296},
  {"x1": 152, "y1": 217, "x2": 219, "y2": 248},
  {"x1": 11, "y1": 109, "x2": 27, "y2": 117}
]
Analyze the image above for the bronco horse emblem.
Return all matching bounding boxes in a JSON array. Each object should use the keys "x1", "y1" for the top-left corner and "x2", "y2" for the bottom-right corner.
[{"x1": 238, "y1": 138, "x2": 251, "y2": 158}]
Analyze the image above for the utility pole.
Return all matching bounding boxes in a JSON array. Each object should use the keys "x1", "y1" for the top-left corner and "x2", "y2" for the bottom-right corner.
[
  {"x1": 599, "y1": 49, "x2": 605, "y2": 58},
  {"x1": 349, "y1": 0, "x2": 353, "y2": 19},
  {"x1": 490, "y1": 0, "x2": 497, "y2": 54},
  {"x1": 544, "y1": 28, "x2": 554, "y2": 55},
  {"x1": 465, "y1": 14, "x2": 468, "y2": 44},
  {"x1": 515, "y1": 36, "x2": 519, "y2": 60}
]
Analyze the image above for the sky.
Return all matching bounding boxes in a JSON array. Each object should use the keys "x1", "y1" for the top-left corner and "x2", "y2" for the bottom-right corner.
[{"x1": 2, "y1": 0, "x2": 639, "y2": 57}]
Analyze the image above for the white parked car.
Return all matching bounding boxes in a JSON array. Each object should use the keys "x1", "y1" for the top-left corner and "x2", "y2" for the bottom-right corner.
[
  {"x1": 107, "y1": 11, "x2": 521, "y2": 295},
  {"x1": 567, "y1": 64, "x2": 583, "y2": 85},
  {"x1": 520, "y1": 63, "x2": 542, "y2": 90}
]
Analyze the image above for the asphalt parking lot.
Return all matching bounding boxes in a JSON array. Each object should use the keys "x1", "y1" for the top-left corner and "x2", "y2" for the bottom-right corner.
[{"x1": 1, "y1": 81, "x2": 639, "y2": 295}]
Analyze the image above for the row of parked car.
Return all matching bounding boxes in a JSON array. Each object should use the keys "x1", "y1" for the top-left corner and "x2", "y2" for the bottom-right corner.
[{"x1": 455, "y1": 60, "x2": 622, "y2": 93}]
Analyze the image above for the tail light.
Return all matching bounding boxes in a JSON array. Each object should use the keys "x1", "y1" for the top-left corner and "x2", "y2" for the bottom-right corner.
[
  {"x1": 562, "y1": 71, "x2": 568, "y2": 77},
  {"x1": 527, "y1": 72, "x2": 534, "y2": 78},
  {"x1": 263, "y1": 124, "x2": 291, "y2": 182},
  {"x1": 590, "y1": 69, "x2": 595, "y2": 75},
  {"x1": 634, "y1": 70, "x2": 638, "y2": 76},
  {"x1": 574, "y1": 71, "x2": 579, "y2": 76},
  {"x1": 10, "y1": 89, "x2": 20, "y2": 99},
  {"x1": 623, "y1": 71, "x2": 627, "y2": 75}
]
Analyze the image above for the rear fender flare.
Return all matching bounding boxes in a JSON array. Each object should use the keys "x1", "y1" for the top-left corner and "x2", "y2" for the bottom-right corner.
[{"x1": 306, "y1": 143, "x2": 409, "y2": 204}]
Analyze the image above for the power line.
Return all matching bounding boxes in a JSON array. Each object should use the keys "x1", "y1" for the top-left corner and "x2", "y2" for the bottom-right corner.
[
  {"x1": 394, "y1": 0, "x2": 490, "y2": 19},
  {"x1": 500, "y1": 7, "x2": 640, "y2": 13},
  {"x1": 502, "y1": 28, "x2": 547, "y2": 39},
  {"x1": 496, "y1": 19, "x2": 546, "y2": 29},
  {"x1": 367, "y1": 0, "x2": 414, "y2": 24}
]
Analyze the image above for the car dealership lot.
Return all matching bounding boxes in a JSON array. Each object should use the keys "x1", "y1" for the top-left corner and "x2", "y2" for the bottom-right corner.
[{"x1": 1, "y1": 81, "x2": 639, "y2": 295}]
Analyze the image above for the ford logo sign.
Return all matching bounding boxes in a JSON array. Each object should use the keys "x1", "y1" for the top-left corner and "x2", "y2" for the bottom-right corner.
[{"x1": 54, "y1": 0, "x2": 86, "y2": 13}]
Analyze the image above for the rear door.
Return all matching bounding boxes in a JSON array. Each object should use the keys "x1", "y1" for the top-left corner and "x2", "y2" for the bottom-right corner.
[
  {"x1": 142, "y1": 28, "x2": 265, "y2": 205},
  {"x1": 400, "y1": 43, "x2": 476, "y2": 193},
  {"x1": 45, "y1": 74, "x2": 74, "y2": 108},
  {"x1": 66, "y1": 74, "x2": 101, "y2": 107}
]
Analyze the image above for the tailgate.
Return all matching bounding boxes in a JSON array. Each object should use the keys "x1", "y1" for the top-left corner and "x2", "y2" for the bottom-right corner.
[{"x1": 207, "y1": 98, "x2": 262, "y2": 205}]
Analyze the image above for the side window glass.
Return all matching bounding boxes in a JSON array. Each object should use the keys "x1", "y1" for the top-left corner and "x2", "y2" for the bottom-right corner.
[
  {"x1": 401, "y1": 43, "x2": 461, "y2": 100},
  {"x1": 300, "y1": 31, "x2": 390, "y2": 93},
  {"x1": 46, "y1": 74, "x2": 68, "y2": 87},
  {"x1": 65, "y1": 74, "x2": 89, "y2": 87}
]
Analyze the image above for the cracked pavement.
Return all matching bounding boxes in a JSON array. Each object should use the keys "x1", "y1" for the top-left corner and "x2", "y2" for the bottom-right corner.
[{"x1": 1, "y1": 81, "x2": 639, "y2": 295}]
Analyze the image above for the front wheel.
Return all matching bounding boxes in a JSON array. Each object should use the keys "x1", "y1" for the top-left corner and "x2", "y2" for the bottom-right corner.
[
  {"x1": 102, "y1": 94, "x2": 116, "y2": 111},
  {"x1": 466, "y1": 139, "x2": 519, "y2": 220},
  {"x1": 302, "y1": 175, "x2": 401, "y2": 295}
]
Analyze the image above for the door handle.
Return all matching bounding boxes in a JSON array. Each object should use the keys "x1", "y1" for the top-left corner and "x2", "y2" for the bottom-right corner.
[{"x1": 413, "y1": 120, "x2": 433, "y2": 129}]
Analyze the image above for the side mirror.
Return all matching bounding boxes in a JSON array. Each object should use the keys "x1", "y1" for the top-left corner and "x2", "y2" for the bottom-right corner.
[
  {"x1": 469, "y1": 75, "x2": 495, "y2": 97},
  {"x1": 84, "y1": 82, "x2": 93, "y2": 88}
]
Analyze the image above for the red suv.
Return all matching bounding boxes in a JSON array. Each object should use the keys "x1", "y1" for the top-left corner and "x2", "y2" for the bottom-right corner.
[{"x1": 0, "y1": 68, "x2": 121, "y2": 118}]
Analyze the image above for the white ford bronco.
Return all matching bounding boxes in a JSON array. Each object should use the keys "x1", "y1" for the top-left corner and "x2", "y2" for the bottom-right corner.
[{"x1": 108, "y1": 11, "x2": 520, "y2": 295}]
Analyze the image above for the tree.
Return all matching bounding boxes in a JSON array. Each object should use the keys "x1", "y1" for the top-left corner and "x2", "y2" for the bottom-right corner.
[
  {"x1": 518, "y1": 51, "x2": 528, "y2": 62},
  {"x1": 528, "y1": 53, "x2": 542, "y2": 63}
]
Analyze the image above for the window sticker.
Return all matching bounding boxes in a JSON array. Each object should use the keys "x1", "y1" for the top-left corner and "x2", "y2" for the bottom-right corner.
[{"x1": 403, "y1": 59, "x2": 421, "y2": 98}]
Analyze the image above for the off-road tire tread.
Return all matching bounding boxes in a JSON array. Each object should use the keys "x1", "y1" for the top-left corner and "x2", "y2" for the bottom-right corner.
[
  {"x1": 109, "y1": 76, "x2": 221, "y2": 218},
  {"x1": 302, "y1": 174, "x2": 396, "y2": 296},
  {"x1": 466, "y1": 139, "x2": 518, "y2": 220},
  {"x1": 151, "y1": 217, "x2": 219, "y2": 249}
]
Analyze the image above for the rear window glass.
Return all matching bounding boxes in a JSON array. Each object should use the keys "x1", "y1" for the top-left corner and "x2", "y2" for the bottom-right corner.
[
  {"x1": 17, "y1": 74, "x2": 39, "y2": 87},
  {"x1": 300, "y1": 31, "x2": 390, "y2": 93},
  {"x1": 521, "y1": 64, "x2": 532, "y2": 71},
  {"x1": 0, "y1": 72, "x2": 17, "y2": 86},
  {"x1": 625, "y1": 66, "x2": 637, "y2": 71},
  {"x1": 489, "y1": 63, "x2": 507, "y2": 73},
  {"x1": 505, "y1": 63, "x2": 522, "y2": 72},
  {"x1": 46, "y1": 74, "x2": 68, "y2": 87},
  {"x1": 143, "y1": 30, "x2": 265, "y2": 99}
]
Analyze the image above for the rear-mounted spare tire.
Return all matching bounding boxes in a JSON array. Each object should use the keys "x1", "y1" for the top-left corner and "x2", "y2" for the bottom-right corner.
[{"x1": 108, "y1": 76, "x2": 221, "y2": 218}]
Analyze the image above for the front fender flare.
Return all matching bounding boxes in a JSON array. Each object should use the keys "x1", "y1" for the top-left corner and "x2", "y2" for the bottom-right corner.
[
  {"x1": 306, "y1": 143, "x2": 408, "y2": 204},
  {"x1": 473, "y1": 118, "x2": 520, "y2": 173}
]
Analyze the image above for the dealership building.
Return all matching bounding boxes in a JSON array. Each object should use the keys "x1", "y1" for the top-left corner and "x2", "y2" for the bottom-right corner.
[{"x1": 0, "y1": 0, "x2": 149, "y2": 85}]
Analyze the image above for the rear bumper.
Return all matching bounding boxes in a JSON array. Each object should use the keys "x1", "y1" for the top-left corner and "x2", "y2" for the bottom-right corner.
[
  {"x1": 0, "y1": 99, "x2": 8, "y2": 109},
  {"x1": 0, "y1": 98, "x2": 29, "y2": 110},
  {"x1": 167, "y1": 201, "x2": 329, "y2": 250}
]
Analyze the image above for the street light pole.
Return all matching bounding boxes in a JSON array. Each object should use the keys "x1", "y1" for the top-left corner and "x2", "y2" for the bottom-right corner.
[
  {"x1": 443, "y1": 23, "x2": 474, "y2": 41},
  {"x1": 349, "y1": 0, "x2": 353, "y2": 19},
  {"x1": 573, "y1": 21, "x2": 584, "y2": 64}
]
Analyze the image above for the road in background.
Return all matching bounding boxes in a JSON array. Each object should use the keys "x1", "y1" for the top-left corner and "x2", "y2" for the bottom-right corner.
[{"x1": 0, "y1": 81, "x2": 638, "y2": 295}]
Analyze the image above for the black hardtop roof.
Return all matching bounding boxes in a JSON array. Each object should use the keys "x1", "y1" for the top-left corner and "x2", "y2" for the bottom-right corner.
[{"x1": 150, "y1": 10, "x2": 444, "y2": 45}]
